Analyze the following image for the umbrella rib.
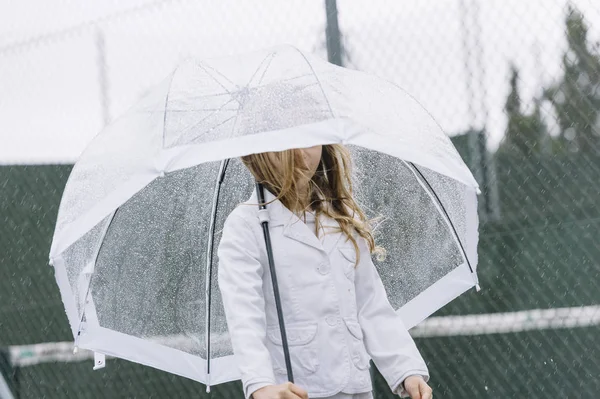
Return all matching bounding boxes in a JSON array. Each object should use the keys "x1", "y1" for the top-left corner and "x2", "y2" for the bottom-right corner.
[
  {"x1": 197, "y1": 62, "x2": 238, "y2": 94},
  {"x1": 407, "y1": 162, "x2": 475, "y2": 274},
  {"x1": 273, "y1": 72, "x2": 319, "y2": 85},
  {"x1": 74, "y1": 209, "x2": 118, "y2": 348},
  {"x1": 167, "y1": 62, "x2": 238, "y2": 150},
  {"x1": 163, "y1": 107, "x2": 238, "y2": 113},
  {"x1": 165, "y1": 91, "x2": 235, "y2": 106},
  {"x1": 223, "y1": 52, "x2": 274, "y2": 138},
  {"x1": 168, "y1": 98, "x2": 238, "y2": 147},
  {"x1": 172, "y1": 114, "x2": 237, "y2": 147},
  {"x1": 162, "y1": 70, "x2": 179, "y2": 149},
  {"x1": 292, "y1": 47, "x2": 335, "y2": 118},
  {"x1": 203, "y1": 158, "x2": 230, "y2": 392},
  {"x1": 253, "y1": 53, "x2": 277, "y2": 86},
  {"x1": 225, "y1": 53, "x2": 276, "y2": 136}
]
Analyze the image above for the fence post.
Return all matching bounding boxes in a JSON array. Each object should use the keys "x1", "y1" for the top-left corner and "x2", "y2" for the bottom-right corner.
[{"x1": 325, "y1": 0, "x2": 343, "y2": 66}]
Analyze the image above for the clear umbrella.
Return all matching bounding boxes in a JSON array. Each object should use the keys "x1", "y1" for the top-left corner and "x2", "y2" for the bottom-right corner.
[{"x1": 49, "y1": 44, "x2": 480, "y2": 391}]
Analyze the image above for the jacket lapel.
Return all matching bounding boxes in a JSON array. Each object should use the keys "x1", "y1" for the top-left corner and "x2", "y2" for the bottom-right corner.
[
  {"x1": 283, "y1": 217, "x2": 323, "y2": 251},
  {"x1": 246, "y1": 187, "x2": 344, "y2": 253}
]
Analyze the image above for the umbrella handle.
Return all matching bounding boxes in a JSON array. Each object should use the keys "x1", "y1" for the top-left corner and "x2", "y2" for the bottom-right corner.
[{"x1": 256, "y1": 182, "x2": 294, "y2": 383}]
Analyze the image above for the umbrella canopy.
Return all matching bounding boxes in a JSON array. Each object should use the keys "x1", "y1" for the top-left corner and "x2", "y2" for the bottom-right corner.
[{"x1": 49, "y1": 45, "x2": 479, "y2": 388}]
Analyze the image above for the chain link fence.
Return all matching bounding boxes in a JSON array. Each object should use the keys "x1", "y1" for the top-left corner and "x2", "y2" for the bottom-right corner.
[{"x1": 1, "y1": 0, "x2": 599, "y2": 397}]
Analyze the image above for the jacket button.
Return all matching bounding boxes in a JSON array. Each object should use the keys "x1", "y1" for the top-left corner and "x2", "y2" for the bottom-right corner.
[
  {"x1": 318, "y1": 263, "x2": 329, "y2": 274},
  {"x1": 325, "y1": 315, "x2": 338, "y2": 326}
]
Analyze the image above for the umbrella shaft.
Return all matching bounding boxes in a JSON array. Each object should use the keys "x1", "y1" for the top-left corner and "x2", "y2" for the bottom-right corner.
[{"x1": 257, "y1": 183, "x2": 294, "y2": 383}]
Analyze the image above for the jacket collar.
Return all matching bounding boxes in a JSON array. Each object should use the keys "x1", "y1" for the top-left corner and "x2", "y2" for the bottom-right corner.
[{"x1": 245, "y1": 186, "x2": 344, "y2": 254}]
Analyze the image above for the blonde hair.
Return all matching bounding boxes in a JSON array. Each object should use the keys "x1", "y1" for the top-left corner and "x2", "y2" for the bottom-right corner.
[{"x1": 241, "y1": 144, "x2": 385, "y2": 264}]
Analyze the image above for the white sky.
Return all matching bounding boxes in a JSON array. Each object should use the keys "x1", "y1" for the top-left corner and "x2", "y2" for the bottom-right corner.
[{"x1": 1, "y1": 0, "x2": 599, "y2": 164}]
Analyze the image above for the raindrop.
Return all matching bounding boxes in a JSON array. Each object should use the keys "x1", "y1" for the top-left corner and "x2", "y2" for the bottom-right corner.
[
  {"x1": 554, "y1": 89, "x2": 566, "y2": 104},
  {"x1": 577, "y1": 71, "x2": 590, "y2": 86},
  {"x1": 564, "y1": 127, "x2": 576, "y2": 141}
]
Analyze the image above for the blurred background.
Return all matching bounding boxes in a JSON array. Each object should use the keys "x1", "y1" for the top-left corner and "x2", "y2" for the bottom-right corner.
[{"x1": 1, "y1": 0, "x2": 599, "y2": 397}]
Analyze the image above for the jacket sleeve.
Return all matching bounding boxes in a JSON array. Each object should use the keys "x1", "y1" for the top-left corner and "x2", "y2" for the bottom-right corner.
[
  {"x1": 353, "y1": 236, "x2": 430, "y2": 397},
  {"x1": 217, "y1": 212, "x2": 276, "y2": 399}
]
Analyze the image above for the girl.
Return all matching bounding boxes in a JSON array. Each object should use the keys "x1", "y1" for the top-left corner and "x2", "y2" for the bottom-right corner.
[{"x1": 217, "y1": 144, "x2": 432, "y2": 399}]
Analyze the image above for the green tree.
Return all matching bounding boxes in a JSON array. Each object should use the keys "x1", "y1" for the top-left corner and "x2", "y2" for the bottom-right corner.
[
  {"x1": 544, "y1": 4, "x2": 600, "y2": 153},
  {"x1": 499, "y1": 65, "x2": 547, "y2": 156}
]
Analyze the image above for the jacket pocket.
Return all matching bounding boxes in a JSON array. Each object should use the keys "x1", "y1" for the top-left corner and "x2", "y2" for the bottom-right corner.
[
  {"x1": 266, "y1": 322, "x2": 320, "y2": 374},
  {"x1": 343, "y1": 317, "x2": 370, "y2": 370},
  {"x1": 338, "y1": 246, "x2": 357, "y2": 280}
]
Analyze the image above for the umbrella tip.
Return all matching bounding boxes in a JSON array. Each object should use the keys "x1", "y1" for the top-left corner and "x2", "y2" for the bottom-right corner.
[
  {"x1": 206, "y1": 372, "x2": 211, "y2": 393},
  {"x1": 93, "y1": 352, "x2": 106, "y2": 370},
  {"x1": 475, "y1": 284, "x2": 481, "y2": 292}
]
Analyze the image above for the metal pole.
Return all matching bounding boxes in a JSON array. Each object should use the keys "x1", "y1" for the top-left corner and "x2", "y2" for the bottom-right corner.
[
  {"x1": 325, "y1": 0, "x2": 343, "y2": 66},
  {"x1": 256, "y1": 183, "x2": 294, "y2": 383},
  {"x1": 459, "y1": 0, "x2": 482, "y2": 185}
]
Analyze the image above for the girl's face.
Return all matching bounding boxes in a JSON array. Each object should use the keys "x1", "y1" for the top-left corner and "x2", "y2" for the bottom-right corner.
[
  {"x1": 299, "y1": 145, "x2": 323, "y2": 178},
  {"x1": 260, "y1": 145, "x2": 323, "y2": 194}
]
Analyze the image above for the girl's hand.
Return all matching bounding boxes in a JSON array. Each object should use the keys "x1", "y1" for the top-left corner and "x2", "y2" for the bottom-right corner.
[
  {"x1": 252, "y1": 382, "x2": 309, "y2": 399},
  {"x1": 404, "y1": 375, "x2": 433, "y2": 399}
]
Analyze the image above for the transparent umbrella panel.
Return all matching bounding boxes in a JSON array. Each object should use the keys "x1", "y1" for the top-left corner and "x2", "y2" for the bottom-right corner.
[
  {"x1": 351, "y1": 147, "x2": 470, "y2": 310},
  {"x1": 88, "y1": 158, "x2": 254, "y2": 360}
]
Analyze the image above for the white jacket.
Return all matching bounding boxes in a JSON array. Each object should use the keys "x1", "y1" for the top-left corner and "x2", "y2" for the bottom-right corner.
[{"x1": 217, "y1": 188, "x2": 429, "y2": 398}]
